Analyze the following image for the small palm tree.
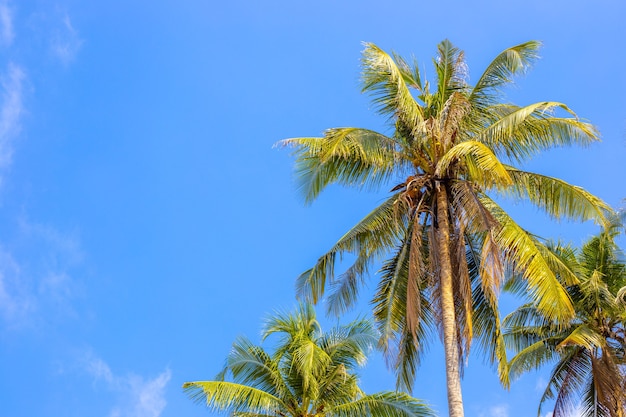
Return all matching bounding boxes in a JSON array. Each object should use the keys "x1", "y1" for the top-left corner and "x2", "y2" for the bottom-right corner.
[
  {"x1": 184, "y1": 304, "x2": 435, "y2": 417},
  {"x1": 280, "y1": 40, "x2": 609, "y2": 417},
  {"x1": 504, "y1": 218, "x2": 626, "y2": 417}
]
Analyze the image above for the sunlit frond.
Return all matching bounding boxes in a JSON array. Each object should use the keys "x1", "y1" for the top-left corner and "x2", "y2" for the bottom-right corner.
[
  {"x1": 296, "y1": 195, "x2": 404, "y2": 304},
  {"x1": 481, "y1": 195, "x2": 575, "y2": 321},
  {"x1": 329, "y1": 391, "x2": 436, "y2": 417},
  {"x1": 470, "y1": 41, "x2": 541, "y2": 105},
  {"x1": 436, "y1": 141, "x2": 512, "y2": 188},
  {"x1": 279, "y1": 129, "x2": 405, "y2": 203},
  {"x1": 503, "y1": 167, "x2": 610, "y2": 226},
  {"x1": 183, "y1": 381, "x2": 287, "y2": 414},
  {"x1": 361, "y1": 43, "x2": 425, "y2": 136},
  {"x1": 476, "y1": 103, "x2": 599, "y2": 163}
]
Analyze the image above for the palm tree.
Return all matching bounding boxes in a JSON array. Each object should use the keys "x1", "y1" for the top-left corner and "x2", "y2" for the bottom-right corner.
[
  {"x1": 184, "y1": 304, "x2": 435, "y2": 417},
  {"x1": 279, "y1": 40, "x2": 609, "y2": 417},
  {"x1": 504, "y1": 219, "x2": 626, "y2": 417}
]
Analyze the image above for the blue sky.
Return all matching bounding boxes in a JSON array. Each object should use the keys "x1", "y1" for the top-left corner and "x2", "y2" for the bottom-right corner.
[{"x1": 0, "y1": 1, "x2": 625, "y2": 417}]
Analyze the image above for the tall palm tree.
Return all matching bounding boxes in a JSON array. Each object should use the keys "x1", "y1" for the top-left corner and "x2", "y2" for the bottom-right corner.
[
  {"x1": 184, "y1": 304, "x2": 435, "y2": 417},
  {"x1": 504, "y1": 219, "x2": 626, "y2": 417},
  {"x1": 279, "y1": 40, "x2": 609, "y2": 417}
]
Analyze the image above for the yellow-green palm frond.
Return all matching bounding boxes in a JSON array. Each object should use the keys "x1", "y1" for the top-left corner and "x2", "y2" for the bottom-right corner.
[
  {"x1": 361, "y1": 43, "x2": 425, "y2": 136},
  {"x1": 476, "y1": 102, "x2": 599, "y2": 163},
  {"x1": 279, "y1": 128, "x2": 404, "y2": 203},
  {"x1": 390, "y1": 52, "x2": 423, "y2": 92},
  {"x1": 481, "y1": 196, "x2": 575, "y2": 321},
  {"x1": 225, "y1": 336, "x2": 292, "y2": 400},
  {"x1": 436, "y1": 141, "x2": 512, "y2": 188},
  {"x1": 325, "y1": 256, "x2": 370, "y2": 317},
  {"x1": 329, "y1": 391, "x2": 436, "y2": 417},
  {"x1": 296, "y1": 195, "x2": 404, "y2": 304},
  {"x1": 183, "y1": 381, "x2": 288, "y2": 415},
  {"x1": 503, "y1": 167, "x2": 610, "y2": 226},
  {"x1": 263, "y1": 303, "x2": 321, "y2": 343},
  {"x1": 508, "y1": 339, "x2": 560, "y2": 382},
  {"x1": 557, "y1": 325, "x2": 606, "y2": 351},
  {"x1": 318, "y1": 318, "x2": 377, "y2": 369},
  {"x1": 464, "y1": 233, "x2": 509, "y2": 384},
  {"x1": 433, "y1": 40, "x2": 468, "y2": 112},
  {"x1": 470, "y1": 41, "x2": 541, "y2": 107}
]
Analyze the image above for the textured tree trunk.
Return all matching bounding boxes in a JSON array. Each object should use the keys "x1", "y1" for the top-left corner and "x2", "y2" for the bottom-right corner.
[{"x1": 435, "y1": 185, "x2": 465, "y2": 417}]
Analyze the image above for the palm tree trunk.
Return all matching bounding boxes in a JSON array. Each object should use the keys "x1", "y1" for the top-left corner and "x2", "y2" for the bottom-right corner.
[{"x1": 435, "y1": 185, "x2": 464, "y2": 417}]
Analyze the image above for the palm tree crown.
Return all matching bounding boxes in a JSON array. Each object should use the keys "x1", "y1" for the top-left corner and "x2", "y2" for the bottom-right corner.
[
  {"x1": 184, "y1": 304, "x2": 435, "y2": 417},
  {"x1": 504, "y1": 218, "x2": 626, "y2": 417},
  {"x1": 280, "y1": 40, "x2": 609, "y2": 417}
]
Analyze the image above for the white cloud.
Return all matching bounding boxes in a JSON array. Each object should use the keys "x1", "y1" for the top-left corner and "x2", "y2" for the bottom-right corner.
[
  {"x1": 51, "y1": 13, "x2": 83, "y2": 65},
  {"x1": 0, "y1": 1, "x2": 14, "y2": 46},
  {"x1": 0, "y1": 62, "x2": 24, "y2": 173},
  {"x1": 84, "y1": 351, "x2": 172, "y2": 417},
  {"x1": 0, "y1": 247, "x2": 34, "y2": 324},
  {"x1": 487, "y1": 405, "x2": 509, "y2": 417},
  {"x1": 0, "y1": 219, "x2": 83, "y2": 328}
]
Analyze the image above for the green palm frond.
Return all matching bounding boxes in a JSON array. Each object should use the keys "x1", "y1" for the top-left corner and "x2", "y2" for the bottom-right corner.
[
  {"x1": 296, "y1": 194, "x2": 404, "y2": 304},
  {"x1": 503, "y1": 167, "x2": 610, "y2": 225},
  {"x1": 481, "y1": 195, "x2": 574, "y2": 321},
  {"x1": 319, "y1": 319, "x2": 377, "y2": 368},
  {"x1": 183, "y1": 381, "x2": 287, "y2": 414},
  {"x1": 476, "y1": 103, "x2": 599, "y2": 163},
  {"x1": 557, "y1": 325, "x2": 606, "y2": 351},
  {"x1": 329, "y1": 391, "x2": 436, "y2": 417},
  {"x1": 470, "y1": 41, "x2": 541, "y2": 106},
  {"x1": 225, "y1": 337, "x2": 291, "y2": 399},
  {"x1": 361, "y1": 43, "x2": 425, "y2": 135},
  {"x1": 185, "y1": 305, "x2": 433, "y2": 417},
  {"x1": 433, "y1": 39, "x2": 467, "y2": 112},
  {"x1": 279, "y1": 129, "x2": 404, "y2": 203},
  {"x1": 436, "y1": 140, "x2": 512, "y2": 188}
]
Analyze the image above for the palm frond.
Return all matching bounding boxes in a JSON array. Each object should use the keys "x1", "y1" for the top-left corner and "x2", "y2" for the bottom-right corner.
[
  {"x1": 329, "y1": 391, "x2": 435, "y2": 417},
  {"x1": 296, "y1": 195, "x2": 404, "y2": 304},
  {"x1": 480, "y1": 195, "x2": 575, "y2": 321},
  {"x1": 476, "y1": 103, "x2": 599, "y2": 163},
  {"x1": 183, "y1": 381, "x2": 287, "y2": 414},
  {"x1": 470, "y1": 41, "x2": 541, "y2": 105},
  {"x1": 436, "y1": 141, "x2": 512, "y2": 188},
  {"x1": 503, "y1": 167, "x2": 610, "y2": 226},
  {"x1": 279, "y1": 129, "x2": 404, "y2": 203},
  {"x1": 361, "y1": 43, "x2": 425, "y2": 136}
]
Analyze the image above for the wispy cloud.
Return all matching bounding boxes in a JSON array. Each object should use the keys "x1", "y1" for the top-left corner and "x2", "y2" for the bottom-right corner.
[
  {"x1": 0, "y1": 218, "x2": 82, "y2": 328},
  {"x1": 0, "y1": 247, "x2": 34, "y2": 324},
  {"x1": 51, "y1": 13, "x2": 83, "y2": 66},
  {"x1": 84, "y1": 351, "x2": 172, "y2": 417},
  {"x1": 478, "y1": 404, "x2": 509, "y2": 417},
  {"x1": 0, "y1": 1, "x2": 14, "y2": 46},
  {"x1": 0, "y1": 62, "x2": 24, "y2": 173}
]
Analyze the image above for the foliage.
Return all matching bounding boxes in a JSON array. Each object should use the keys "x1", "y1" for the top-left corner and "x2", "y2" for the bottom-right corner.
[
  {"x1": 280, "y1": 39, "x2": 609, "y2": 416},
  {"x1": 184, "y1": 304, "x2": 435, "y2": 417},
  {"x1": 504, "y1": 217, "x2": 626, "y2": 417}
]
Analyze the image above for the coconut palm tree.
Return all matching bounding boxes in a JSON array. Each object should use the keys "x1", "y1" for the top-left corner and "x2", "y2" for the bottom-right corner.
[
  {"x1": 279, "y1": 40, "x2": 609, "y2": 417},
  {"x1": 504, "y1": 219, "x2": 626, "y2": 417},
  {"x1": 184, "y1": 304, "x2": 435, "y2": 417}
]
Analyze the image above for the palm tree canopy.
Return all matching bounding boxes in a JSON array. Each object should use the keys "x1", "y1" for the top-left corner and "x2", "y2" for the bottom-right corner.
[
  {"x1": 184, "y1": 304, "x2": 435, "y2": 417},
  {"x1": 279, "y1": 40, "x2": 610, "y2": 397},
  {"x1": 504, "y1": 217, "x2": 626, "y2": 417}
]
